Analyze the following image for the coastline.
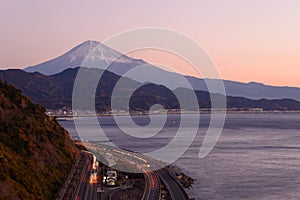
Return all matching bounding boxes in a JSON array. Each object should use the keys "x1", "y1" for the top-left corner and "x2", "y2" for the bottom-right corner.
[{"x1": 52, "y1": 109, "x2": 300, "y2": 119}]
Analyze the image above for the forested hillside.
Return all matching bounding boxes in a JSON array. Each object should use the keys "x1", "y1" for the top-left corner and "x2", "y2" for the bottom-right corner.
[
  {"x1": 0, "y1": 79, "x2": 78, "y2": 200},
  {"x1": 1, "y1": 68, "x2": 300, "y2": 112}
]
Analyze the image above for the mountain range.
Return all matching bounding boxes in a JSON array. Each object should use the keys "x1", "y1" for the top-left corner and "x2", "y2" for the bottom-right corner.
[
  {"x1": 1, "y1": 67, "x2": 300, "y2": 112},
  {"x1": 23, "y1": 40, "x2": 300, "y2": 101},
  {"x1": 0, "y1": 40, "x2": 300, "y2": 112}
]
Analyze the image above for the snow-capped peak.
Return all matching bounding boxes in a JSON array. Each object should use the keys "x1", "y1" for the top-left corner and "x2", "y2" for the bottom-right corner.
[{"x1": 25, "y1": 40, "x2": 146, "y2": 75}]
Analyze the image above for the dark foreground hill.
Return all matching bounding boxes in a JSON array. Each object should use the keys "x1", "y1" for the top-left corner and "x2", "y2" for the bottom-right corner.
[
  {"x1": 0, "y1": 80, "x2": 78, "y2": 200},
  {"x1": 1, "y1": 68, "x2": 300, "y2": 111}
]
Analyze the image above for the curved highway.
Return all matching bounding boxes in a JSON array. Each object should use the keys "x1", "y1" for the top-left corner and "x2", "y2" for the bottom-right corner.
[
  {"x1": 85, "y1": 143, "x2": 162, "y2": 200},
  {"x1": 83, "y1": 142, "x2": 189, "y2": 200},
  {"x1": 76, "y1": 153, "x2": 93, "y2": 200},
  {"x1": 142, "y1": 171, "x2": 161, "y2": 200},
  {"x1": 157, "y1": 168, "x2": 189, "y2": 200}
]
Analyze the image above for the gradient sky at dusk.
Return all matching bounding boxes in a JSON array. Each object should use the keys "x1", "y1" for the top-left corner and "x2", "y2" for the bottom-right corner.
[{"x1": 1, "y1": 0, "x2": 299, "y2": 86}]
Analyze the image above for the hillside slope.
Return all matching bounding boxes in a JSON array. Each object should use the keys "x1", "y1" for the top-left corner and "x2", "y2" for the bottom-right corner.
[
  {"x1": 1, "y1": 68, "x2": 300, "y2": 112},
  {"x1": 0, "y1": 80, "x2": 78, "y2": 200}
]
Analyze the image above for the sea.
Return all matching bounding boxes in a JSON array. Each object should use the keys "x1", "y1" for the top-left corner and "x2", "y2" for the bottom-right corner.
[{"x1": 59, "y1": 113, "x2": 300, "y2": 200}]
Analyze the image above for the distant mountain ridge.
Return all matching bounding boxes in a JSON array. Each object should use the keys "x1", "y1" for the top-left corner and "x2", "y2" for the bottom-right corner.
[
  {"x1": 185, "y1": 76, "x2": 300, "y2": 100},
  {"x1": 23, "y1": 40, "x2": 300, "y2": 101},
  {"x1": 1, "y1": 68, "x2": 300, "y2": 112}
]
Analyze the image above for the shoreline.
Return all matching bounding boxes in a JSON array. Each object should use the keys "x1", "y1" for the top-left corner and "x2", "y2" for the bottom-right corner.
[{"x1": 53, "y1": 110, "x2": 300, "y2": 119}]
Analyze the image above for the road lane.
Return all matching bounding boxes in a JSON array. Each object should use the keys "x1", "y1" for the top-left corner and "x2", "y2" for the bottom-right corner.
[
  {"x1": 84, "y1": 143, "x2": 161, "y2": 200},
  {"x1": 83, "y1": 142, "x2": 189, "y2": 200},
  {"x1": 157, "y1": 168, "x2": 189, "y2": 200}
]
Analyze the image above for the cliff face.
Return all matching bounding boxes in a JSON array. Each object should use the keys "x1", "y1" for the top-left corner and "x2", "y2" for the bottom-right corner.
[{"x1": 0, "y1": 80, "x2": 78, "y2": 200}]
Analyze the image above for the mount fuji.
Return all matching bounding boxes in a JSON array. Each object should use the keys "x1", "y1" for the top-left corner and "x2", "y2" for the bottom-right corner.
[
  {"x1": 23, "y1": 40, "x2": 300, "y2": 101},
  {"x1": 25, "y1": 40, "x2": 146, "y2": 76}
]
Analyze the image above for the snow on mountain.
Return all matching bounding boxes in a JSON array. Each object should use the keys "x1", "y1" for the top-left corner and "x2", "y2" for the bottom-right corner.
[
  {"x1": 23, "y1": 40, "x2": 300, "y2": 101},
  {"x1": 25, "y1": 40, "x2": 146, "y2": 75}
]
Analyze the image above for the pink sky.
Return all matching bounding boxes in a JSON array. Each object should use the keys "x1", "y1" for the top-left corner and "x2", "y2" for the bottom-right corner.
[{"x1": 0, "y1": 0, "x2": 299, "y2": 87}]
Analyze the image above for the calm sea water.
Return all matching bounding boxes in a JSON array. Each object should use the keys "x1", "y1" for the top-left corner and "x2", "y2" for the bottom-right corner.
[{"x1": 60, "y1": 113, "x2": 300, "y2": 200}]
